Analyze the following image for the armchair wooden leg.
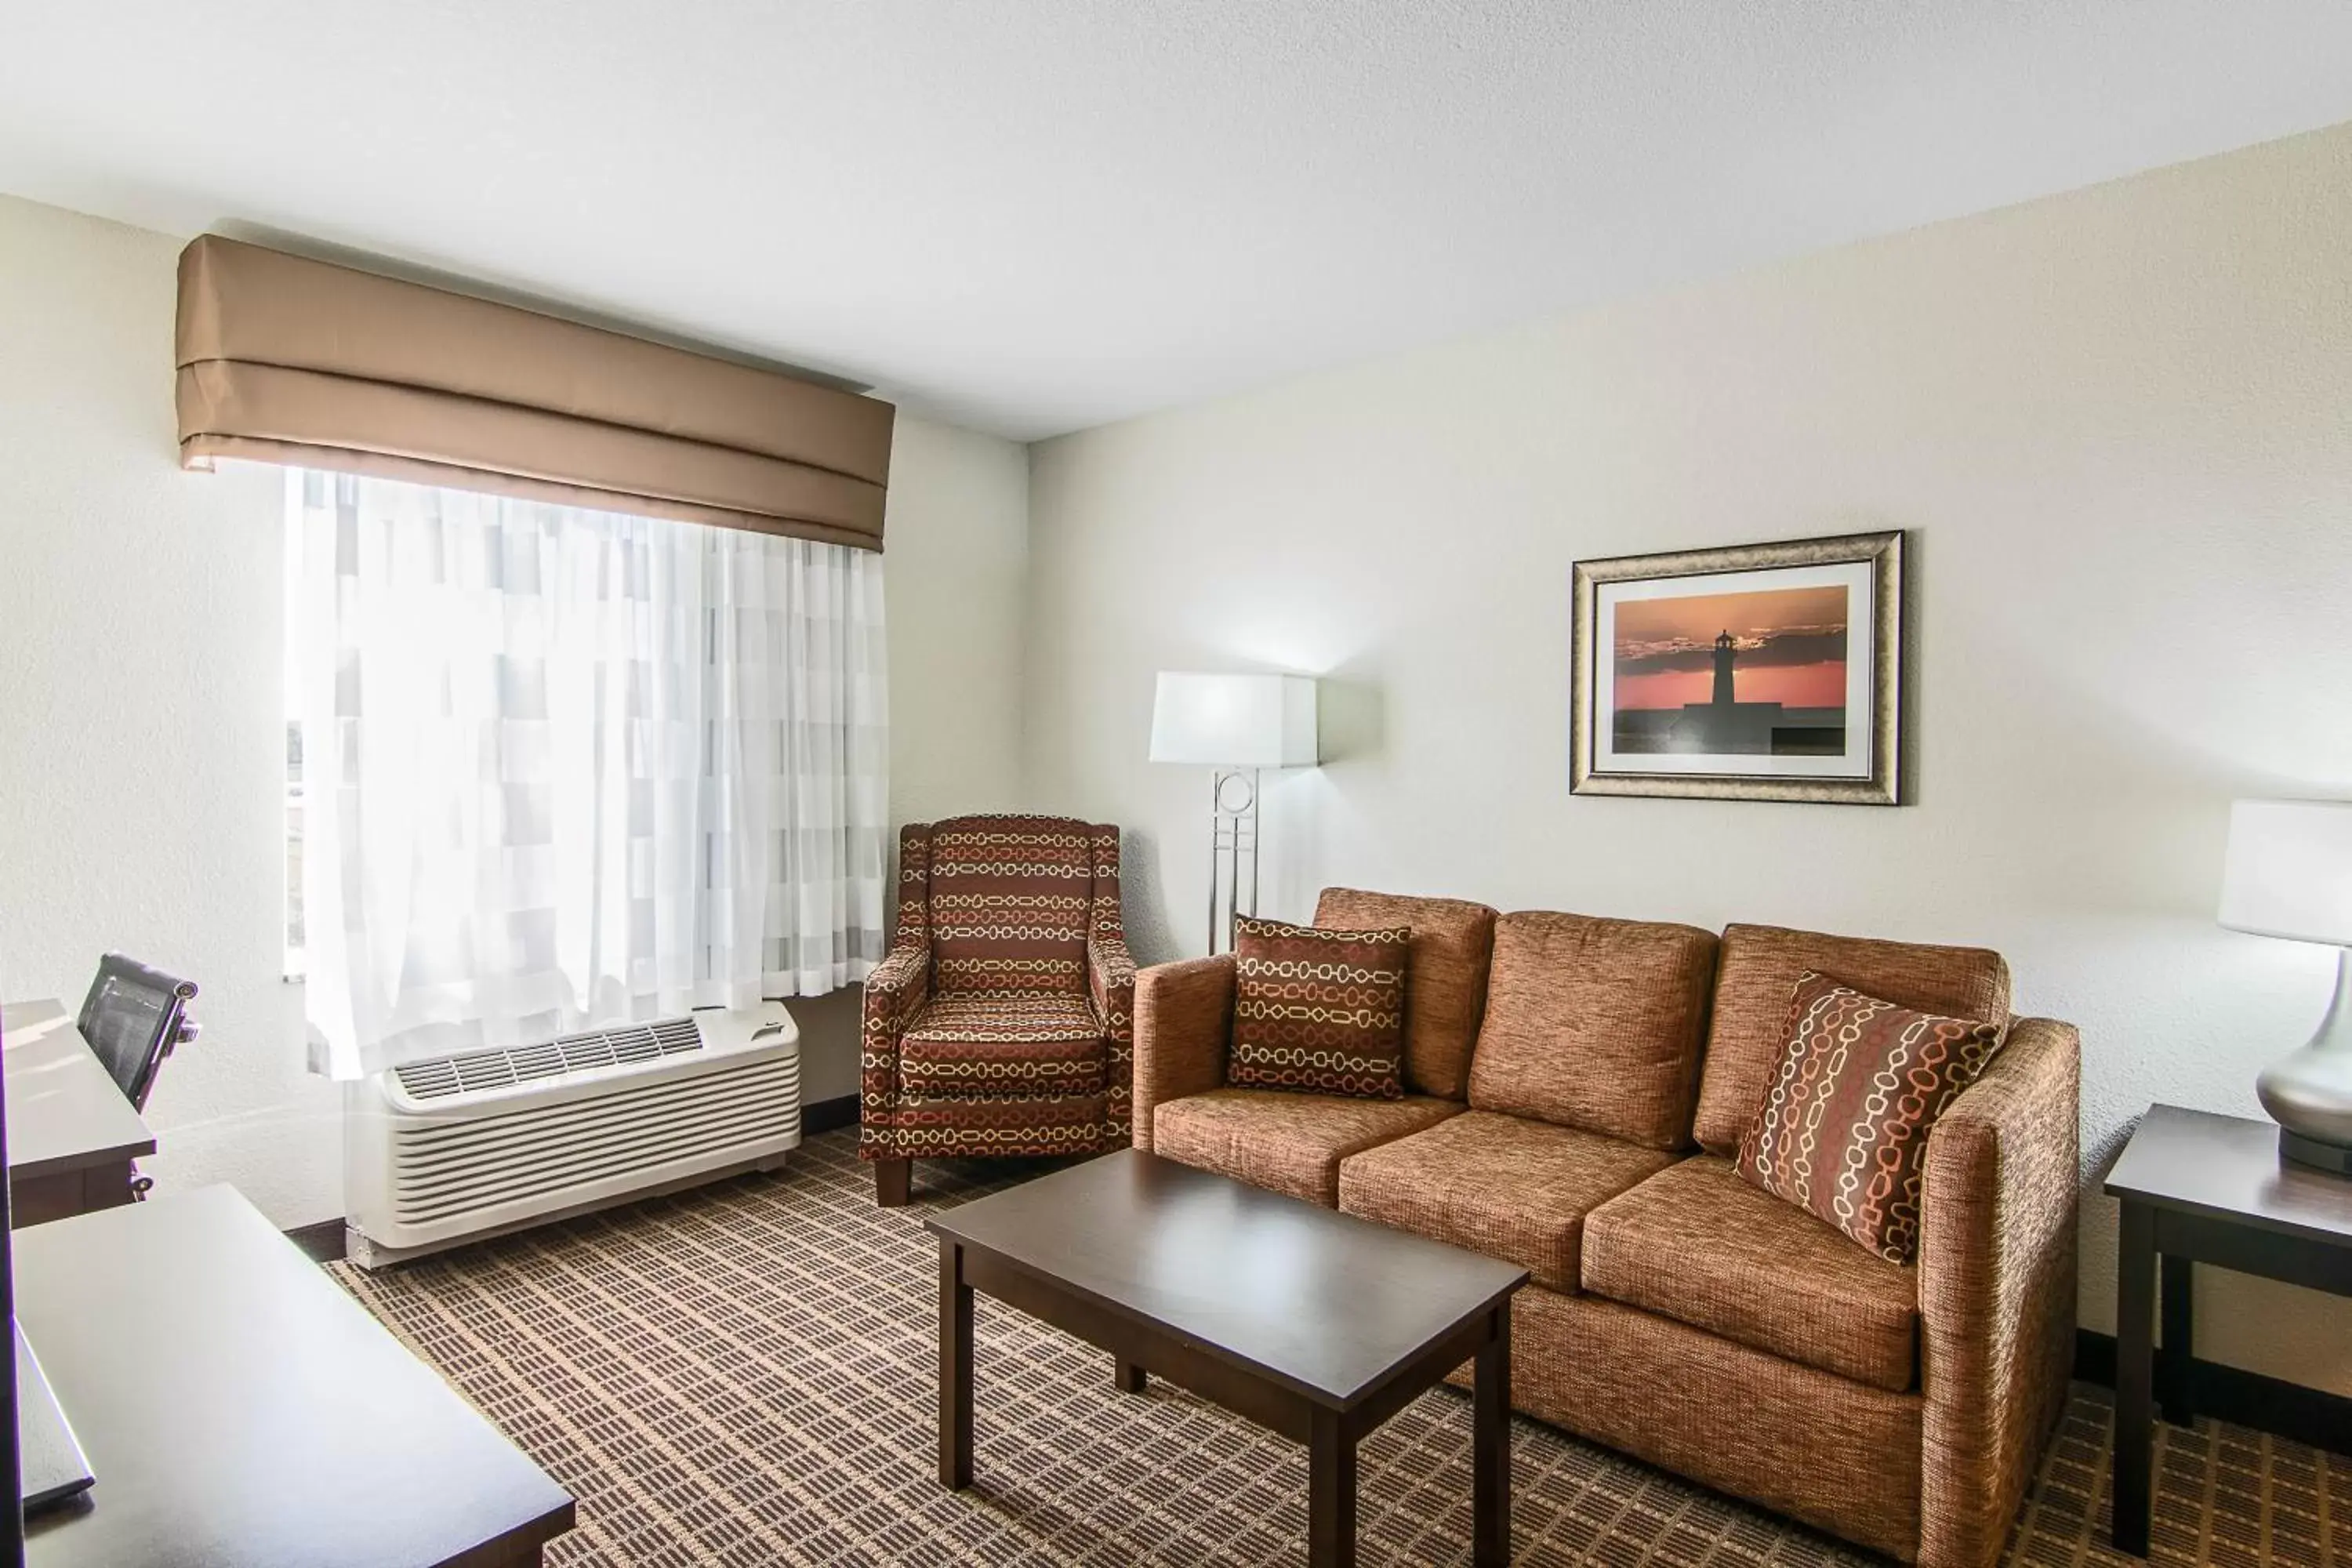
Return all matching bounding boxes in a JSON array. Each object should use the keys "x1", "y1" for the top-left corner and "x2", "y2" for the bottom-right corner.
[{"x1": 874, "y1": 1157, "x2": 913, "y2": 1207}]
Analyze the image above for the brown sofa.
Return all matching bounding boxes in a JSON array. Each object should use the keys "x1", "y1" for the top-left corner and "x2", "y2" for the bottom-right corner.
[{"x1": 1132, "y1": 887, "x2": 2079, "y2": 1568}]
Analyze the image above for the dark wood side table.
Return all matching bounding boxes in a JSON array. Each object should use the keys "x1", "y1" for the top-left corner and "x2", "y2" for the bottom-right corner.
[
  {"x1": 927, "y1": 1149, "x2": 1527, "y2": 1568},
  {"x1": 2103, "y1": 1103, "x2": 2352, "y2": 1555},
  {"x1": 2, "y1": 1000, "x2": 155, "y2": 1227}
]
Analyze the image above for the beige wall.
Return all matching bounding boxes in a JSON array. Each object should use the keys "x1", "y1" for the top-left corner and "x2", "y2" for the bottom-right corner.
[
  {"x1": 0, "y1": 194, "x2": 326, "y2": 1221},
  {"x1": 1026, "y1": 122, "x2": 2352, "y2": 1393},
  {"x1": 0, "y1": 193, "x2": 1031, "y2": 1221}
]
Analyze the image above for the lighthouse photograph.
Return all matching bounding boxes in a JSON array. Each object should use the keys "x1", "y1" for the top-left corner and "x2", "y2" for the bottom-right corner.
[
  {"x1": 1570, "y1": 531, "x2": 1905, "y2": 805},
  {"x1": 1607, "y1": 583, "x2": 1849, "y2": 757}
]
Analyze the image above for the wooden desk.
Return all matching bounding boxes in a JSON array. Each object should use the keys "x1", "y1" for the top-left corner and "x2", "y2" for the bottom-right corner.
[
  {"x1": 2, "y1": 1000, "x2": 154, "y2": 1226},
  {"x1": 2103, "y1": 1104, "x2": 2352, "y2": 1555},
  {"x1": 15, "y1": 1184, "x2": 575, "y2": 1566}
]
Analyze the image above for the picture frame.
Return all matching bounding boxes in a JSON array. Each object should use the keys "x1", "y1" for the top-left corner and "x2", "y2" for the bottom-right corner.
[{"x1": 1570, "y1": 529, "x2": 1905, "y2": 805}]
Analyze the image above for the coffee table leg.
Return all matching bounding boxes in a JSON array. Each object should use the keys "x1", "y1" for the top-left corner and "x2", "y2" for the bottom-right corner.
[
  {"x1": 1475, "y1": 1302, "x2": 1511, "y2": 1567},
  {"x1": 939, "y1": 1239, "x2": 973, "y2": 1490},
  {"x1": 1308, "y1": 1408, "x2": 1356, "y2": 1568},
  {"x1": 2112, "y1": 1200, "x2": 2154, "y2": 1555},
  {"x1": 1115, "y1": 1358, "x2": 1145, "y2": 1394}
]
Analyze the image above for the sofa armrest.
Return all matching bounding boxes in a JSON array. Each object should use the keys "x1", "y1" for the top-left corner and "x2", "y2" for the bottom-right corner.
[
  {"x1": 1131, "y1": 954, "x2": 1236, "y2": 1152},
  {"x1": 859, "y1": 943, "x2": 932, "y2": 1145},
  {"x1": 1917, "y1": 1017, "x2": 2081, "y2": 1568}
]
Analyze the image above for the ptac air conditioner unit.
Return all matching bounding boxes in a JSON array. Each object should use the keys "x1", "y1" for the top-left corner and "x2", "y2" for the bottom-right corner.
[{"x1": 344, "y1": 1003, "x2": 800, "y2": 1269}]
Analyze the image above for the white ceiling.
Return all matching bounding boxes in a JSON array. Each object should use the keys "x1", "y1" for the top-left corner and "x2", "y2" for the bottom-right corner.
[{"x1": 4, "y1": 2, "x2": 2350, "y2": 440}]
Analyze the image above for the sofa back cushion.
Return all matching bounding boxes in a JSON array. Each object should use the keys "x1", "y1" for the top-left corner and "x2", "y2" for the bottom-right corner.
[
  {"x1": 1693, "y1": 924, "x2": 2011, "y2": 1154},
  {"x1": 1465, "y1": 911, "x2": 1718, "y2": 1149},
  {"x1": 926, "y1": 815, "x2": 1096, "y2": 994},
  {"x1": 1228, "y1": 915, "x2": 1409, "y2": 1099},
  {"x1": 1315, "y1": 888, "x2": 1499, "y2": 1100}
]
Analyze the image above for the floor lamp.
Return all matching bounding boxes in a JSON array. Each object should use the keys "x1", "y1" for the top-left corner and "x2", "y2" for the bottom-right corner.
[{"x1": 1149, "y1": 673, "x2": 1319, "y2": 953}]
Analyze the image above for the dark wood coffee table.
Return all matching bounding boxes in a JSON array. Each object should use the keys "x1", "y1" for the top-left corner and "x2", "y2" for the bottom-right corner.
[{"x1": 925, "y1": 1148, "x2": 1526, "y2": 1567}]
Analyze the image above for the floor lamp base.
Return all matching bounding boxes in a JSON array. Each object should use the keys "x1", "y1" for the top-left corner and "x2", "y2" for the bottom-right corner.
[{"x1": 1205, "y1": 768, "x2": 1261, "y2": 955}]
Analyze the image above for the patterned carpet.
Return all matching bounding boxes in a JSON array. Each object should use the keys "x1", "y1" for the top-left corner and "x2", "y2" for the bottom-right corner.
[{"x1": 332, "y1": 1131, "x2": 2343, "y2": 1566}]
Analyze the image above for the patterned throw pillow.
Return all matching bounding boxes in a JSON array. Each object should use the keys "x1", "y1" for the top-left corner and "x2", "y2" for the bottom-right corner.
[
  {"x1": 1228, "y1": 916, "x2": 1410, "y2": 1100},
  {"x1": 1735, "y1": 970, "x2": 2007, "y2": 1264}
]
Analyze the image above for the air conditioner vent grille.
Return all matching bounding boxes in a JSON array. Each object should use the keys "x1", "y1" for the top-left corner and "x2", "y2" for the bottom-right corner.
[
  {"x1": 394, "y1": 1016, "x2": 707, "y2": 1102},
  {"x1": 387, "y1": 1055, "x2": 800, "y2": 1225}
]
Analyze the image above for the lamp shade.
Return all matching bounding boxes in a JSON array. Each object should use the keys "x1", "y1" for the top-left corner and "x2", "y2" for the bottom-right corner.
[
  {"x1": 1149, "y1": 673, "x2": 1319, "y2": 768},
  {"x1": 2218, "y1": 799, "x2": 2352, "y2": 946}
]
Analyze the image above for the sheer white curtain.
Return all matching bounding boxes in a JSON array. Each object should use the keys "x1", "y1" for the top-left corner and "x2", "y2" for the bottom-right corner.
[{"x1": 289, "y1": 469, "x2": 888, "y2": 1079}]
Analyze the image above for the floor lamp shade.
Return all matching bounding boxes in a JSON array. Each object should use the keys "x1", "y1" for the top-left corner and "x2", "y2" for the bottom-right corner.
[
  {"x1": 1149, "y1": 673, "x2": 1318, "y2": 953},
  {"x1": 1149, "y1": 674, "x2": 1319, "y2": 768},
  {"x1": 2217, "y1": 798, "x2": 2352, "y2": 1171}
]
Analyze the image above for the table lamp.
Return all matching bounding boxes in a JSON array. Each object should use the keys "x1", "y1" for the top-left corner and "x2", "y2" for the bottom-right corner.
[
  {"x1": 1149, "y1": 673, "x2": 1319, "y2": 953},
  {"x1": 2218, "y1": 798, "x2": 2352, "y2": 1174}
]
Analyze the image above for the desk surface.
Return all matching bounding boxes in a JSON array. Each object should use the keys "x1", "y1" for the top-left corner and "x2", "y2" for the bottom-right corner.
[
  {"x1": 2104, "y1": 1103, "x2": 2352, "y2": 1247},
  {"x1": 16, "y1": 1183, "x2": 575, "y2": 1568},
  {"x1": 2, "y1": 1000, "x2": 154, "y2": 1179}
]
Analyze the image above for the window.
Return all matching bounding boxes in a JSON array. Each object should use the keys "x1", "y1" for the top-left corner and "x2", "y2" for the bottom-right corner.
[
  {"x1": 285, "y1": 718, "x2": 304, "y2": 978},
  {"x1": 283, "y1": 475, "x2": 307, "y2": 981},
  {"x1": 283, "y1": 469, "x2": 888, "y2": 1077}
]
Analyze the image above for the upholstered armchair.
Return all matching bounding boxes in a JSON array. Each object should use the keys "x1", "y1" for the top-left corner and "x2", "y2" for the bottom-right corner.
[{"x1": 860, "y1": 815, "x2": 1134, "y2": 1205}]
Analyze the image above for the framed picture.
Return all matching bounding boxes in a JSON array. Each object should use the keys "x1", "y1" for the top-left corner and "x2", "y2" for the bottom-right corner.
[{"x1": 1570, "y1": 530, "x2": 1905, "y2": 805}]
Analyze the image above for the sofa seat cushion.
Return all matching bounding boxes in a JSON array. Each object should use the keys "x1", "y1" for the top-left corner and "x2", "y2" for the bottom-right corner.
[
  {"x1": 1315, "y1": 888, "x2": 1499, "y2": 1101},
  {"x1": 1466, "y1": 911, "x2": 1718, "y2": 1149},
  {"x1": 1581, "y1": 1154, "x2": 1920, "y2": 1392},
  {"x1": 898, "y1": 992, "x2": 1105, "y2": 1098},
  {"x1": 1338, "y1": 1111, "x2": 1678, "y2": 1291},
  {"x1": 1152, "y1": 1087, "x2": 1460, "y2": 1207}
]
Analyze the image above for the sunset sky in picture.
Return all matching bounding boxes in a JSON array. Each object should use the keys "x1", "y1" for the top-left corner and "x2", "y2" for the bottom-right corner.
[{"x1": 1612, "y1": 583, "x2": 1849, "y2": 712}]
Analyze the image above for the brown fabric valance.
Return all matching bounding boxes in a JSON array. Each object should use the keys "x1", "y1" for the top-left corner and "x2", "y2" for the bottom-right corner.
[{"x1": 175, "y1": 235, "x2": 895, "y2": 550}]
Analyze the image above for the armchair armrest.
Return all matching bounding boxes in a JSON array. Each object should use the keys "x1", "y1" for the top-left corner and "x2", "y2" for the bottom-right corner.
[
  {"x1": 1131, "y1": 954, "x2": 1236, "y2": 1152},
  {"x1": 859, "y1": 943, "x2": 932, "y2": 1141},
  {"x1": 1917, "y1": 1016, "x2": 2080, "y2": 1568},
  {"x1": 1089, "y1": 933, "x2": 1138, "y2": 1137},
  {"x1": 1088, "y1": 933, "x2": 1137, "y2": 1040},
  {"x1": 865, "y1": 943, "x2": 931, "y2": 1034}
]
